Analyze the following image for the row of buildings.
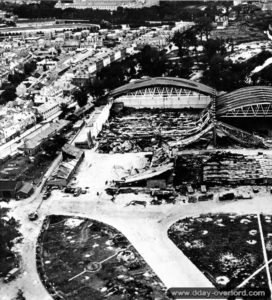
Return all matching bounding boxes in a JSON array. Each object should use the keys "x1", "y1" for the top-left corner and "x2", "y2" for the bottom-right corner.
[
  {"x1": 55, "y1": 0, "x2": 159, "y2": 10},
  {"x1": 0, "y1": 20, "x2": 188, "y2": 145}
]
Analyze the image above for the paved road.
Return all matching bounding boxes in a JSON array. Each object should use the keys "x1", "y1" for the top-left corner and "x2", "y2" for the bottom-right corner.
[
  {"x1": 257, "y1": 213, "x2": 272, "y2": 298},
  {"x1": 2, "y1": 151, "x2": 272, "y2": 299}
]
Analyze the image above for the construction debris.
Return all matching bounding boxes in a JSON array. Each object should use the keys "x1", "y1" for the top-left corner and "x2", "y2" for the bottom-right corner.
[{"x1": 97, "y1": 108, "x2": 213, "y2": 153}]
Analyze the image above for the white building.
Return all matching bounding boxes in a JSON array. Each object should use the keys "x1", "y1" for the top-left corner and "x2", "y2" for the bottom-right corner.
[{"x1": 36, "y1": 100, "x2": 60, "y2": 120}]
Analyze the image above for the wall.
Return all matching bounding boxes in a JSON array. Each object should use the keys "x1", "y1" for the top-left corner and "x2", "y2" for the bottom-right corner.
[
  {"x1": 87, "y1": 102, "x2": 112, "y2": 142},
  {"x1": 114, "y1": 95, "x2": 211, "y2": 109}
]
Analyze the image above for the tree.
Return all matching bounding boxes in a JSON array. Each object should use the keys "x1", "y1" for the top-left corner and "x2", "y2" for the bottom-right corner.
[
  {"x1": 0, "y1": 208, "x2": 21, "y2": 276},
  {"x1": 172, "y1": 29, "x2": 198, "y2": 57},
  {"x1": 99, "y1": 62, "x2": 125, "y2": 90},
  {"x1": 203, "y1": 39, "x2": 224, "y2": 61},
  {"x1": 15, "y1": 289, "x2": 26, "y2": 300},
  {"x1": 195, "y1": 16, "x2": 213, "y2": 41},
  {"x1": 73, "y1": 88, "x2": 88, "y2": 107},
  {"x1": 88, "y1": 78, "x2": 105, "y2": 100},
  {"x1": 179, "y1": 56, "x2": 194, "y2": 79},
  {"x1": 202, "y1": 54, "x2": 247, "y2": 92},
  {"x1": 8, "y1": 72, "x2": 25, "y2": 85},
  {"x1": 59, "y1": 103, "x2": 69, "y2": 119},
  {"x1": 1, "y1": 85, "x2": 16, "y2": 103},
  {"x1": 139, "y1": 45, "x2": 167, "y2": 77},
  {"x1": 24, "y1": 60, "x2": 37, "y2": 76}
]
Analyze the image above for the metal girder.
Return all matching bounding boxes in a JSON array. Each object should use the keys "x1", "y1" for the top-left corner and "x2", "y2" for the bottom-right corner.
[
  {"x1": 120, "y1": 86, "x2": 199, "y2": 98},
  {"x1": 217, "y1": 121, "x2": 265, "y2": 147},
  {"x1": 222, "y1": 103, "x2": 272, "y2": 117}
]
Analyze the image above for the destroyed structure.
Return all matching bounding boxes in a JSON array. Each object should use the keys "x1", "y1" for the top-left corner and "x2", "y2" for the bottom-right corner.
[{"x1": 91, "y1": 77, "x2": 272, "y2": 200}]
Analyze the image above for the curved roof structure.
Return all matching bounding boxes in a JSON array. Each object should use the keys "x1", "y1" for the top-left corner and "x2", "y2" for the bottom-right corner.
[
  {"x1": 109, "y1": 77, "x2": 216, "y2": 98},
  {"x1": 216, "y1": 86, "x2": 272, "y2": 116}
]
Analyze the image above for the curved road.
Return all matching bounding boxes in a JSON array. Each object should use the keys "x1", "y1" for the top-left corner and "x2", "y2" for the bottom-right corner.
[{"x1": 1, "y1": 151, "x2": 272, "y2": 299}]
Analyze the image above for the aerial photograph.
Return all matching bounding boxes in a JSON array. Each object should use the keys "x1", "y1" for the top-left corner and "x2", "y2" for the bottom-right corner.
[{"x1": 1, "y1": 0, "x2": 272, "y2": 299}]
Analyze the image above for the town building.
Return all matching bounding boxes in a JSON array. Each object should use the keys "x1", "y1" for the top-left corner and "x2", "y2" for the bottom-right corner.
[
  {"x1": 35, "y1": 100, "x2": 60, "y2": 120},
  {"x1": 19, "y1": 119, "x2": 70, "y2": 155},
  {"x1": 55, "y1": 0, "x2": 159, "y2": 10},
  {"x1": 47, "y1": 143, "x2": 84, "y2": 187}
]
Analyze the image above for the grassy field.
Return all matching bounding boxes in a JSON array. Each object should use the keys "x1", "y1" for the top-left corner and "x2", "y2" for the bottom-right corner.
[
  {"x1": 260, "y1": 214, "x2": 272, "y2": 281},
  {"x1": 168, "y1": 213, "x2": 267, "y2": 290},
  {"x1": 38, "y1": 215, "x2": 169, "y2": 300}
]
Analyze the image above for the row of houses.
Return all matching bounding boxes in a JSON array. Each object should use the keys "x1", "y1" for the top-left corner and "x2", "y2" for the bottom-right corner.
[
  {"x1": 0, "y1": 143, "x2": 83, "y2": 199},
  {"x1": 0, "y1": 180, "x2": 33, "y2": 200},
  {"x1": 19, "y1": 119, "x2": 70, "y2": 155}
]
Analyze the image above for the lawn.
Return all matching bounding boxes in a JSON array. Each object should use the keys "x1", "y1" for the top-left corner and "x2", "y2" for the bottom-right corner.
[
  {"x1": 168, "y1": 213, "x2": 267, "y2": 290},
  {"x1": 38, "y1": 215, "x2": 169, "y2": 300}
]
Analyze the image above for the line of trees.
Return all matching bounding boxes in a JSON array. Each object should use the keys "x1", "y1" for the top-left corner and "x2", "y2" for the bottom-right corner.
[
  {"x1": 72, "y1": 45, "x2": 169, "y2": 104},
  {"x1": 171, "y1": 10, "x2": 272, "y2": 92},
  {"x1": 1, "y1": 2, "x2": 234, "y2": 26},
  {"x1": 0, "y1": 207, "x2": 21, "y2": 277},
  {"x1": 0, "y1": 60, "x2": 37, "y2": 105}
]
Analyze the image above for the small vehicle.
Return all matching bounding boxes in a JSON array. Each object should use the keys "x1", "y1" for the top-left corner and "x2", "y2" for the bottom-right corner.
[
  {"x1": 252, "y1": 186, "x2": 259, "y2": 193},
  {"x1": 187, "y1": 185, "x2": 194, "y2": 194},
  {"x1": 81, "y1": 189, "x2": 87, "y2": 194},
  {"x1": 64, "y1": 187, "x2": 75, "y2": 194},
  {"x1": 73, "y1": 187, "x2": 82, "y2": 197},
  {"x1": 28, "y1": 212, "x2": 38, "y2": 221},
  {"x1": 42, "y1": 190, "x2": 51, "y2": 200},
  {"x1": 4, "y1": 268, "x2": 20, "y2": 283},
  {"x1": 126, "y1": 200, "x2": 147, "y2": 207},
  {"x1": 219, "y1": 192, "x2": 235, "y2": 201},
  {"x1": 50, "y1": 186, "x2": 59, "y2": 190},
  {"x1": 200, "y1": 185, "x2": 207, "y2": 193}
]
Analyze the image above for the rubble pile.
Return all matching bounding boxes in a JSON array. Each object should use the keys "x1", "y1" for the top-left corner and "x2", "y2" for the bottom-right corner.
[
  {"x1": 150, "y1": 145, "x2": 172, "y2": 168},
  {"x1": 203, "y1": 152, "x2": 272, "y2": 184},
  {"x1": 174, "y1": 154, "x2": 208, "y2": 185},
  {"x1": 174, "y1": 152, "x2": 272, "y2": 186},
  {"x1": 97, "y1": 108, "x2": 203, "y2": 153}
]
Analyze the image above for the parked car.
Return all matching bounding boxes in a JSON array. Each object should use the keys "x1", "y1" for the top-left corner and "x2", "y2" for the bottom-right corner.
[
  {"x1": 200, "y1": 185, "x2": 207, "y2": 193},
  {"x1": 252, "y1": 186, "x2": 259, "y2": 193},
  {"x1": 42, "y1": 190, "x2": 51, "y2": 200},
  {"x1": 4, "y1": 268, "x2": 20, "y2": 283},
  {"x1": 126, "y1": 200, "x2": 147, "y2": 207},
  {"x1": 73, "y1": 187, "x2": 82, "y2": 197},
  {"x1": 28, "y1": 212, "x2": 38, "y2": 221},
  {"x1": 64, "y1": 187, "x2": 75, "y2": 194},
  {"x1": 187, "y1": 185, "x2": 194, "y2": 194}
]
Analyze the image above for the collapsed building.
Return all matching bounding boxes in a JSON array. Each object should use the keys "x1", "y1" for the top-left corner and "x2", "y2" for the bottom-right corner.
[
  {"x1": 107, "y1": 146, "x2": 176, "y2": 197},
  {"x1": 116, "y1": 162, "x2": 174, "y2": 189},
  {"x1": 175, "y1": 151, "x2": 272, "y2": 186},
  {"x1": 107, "y1": 150, "x2": 272, "y2": 200},
  {"x1": 96, "y1": 77, "x2": 272, "y2": 200},
  {"x1": 96, "y1": 77, "x2": 272, "y2": 156},
  {"x1": 97, "y1": 107, "x2": 213, "y2": 153}
]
